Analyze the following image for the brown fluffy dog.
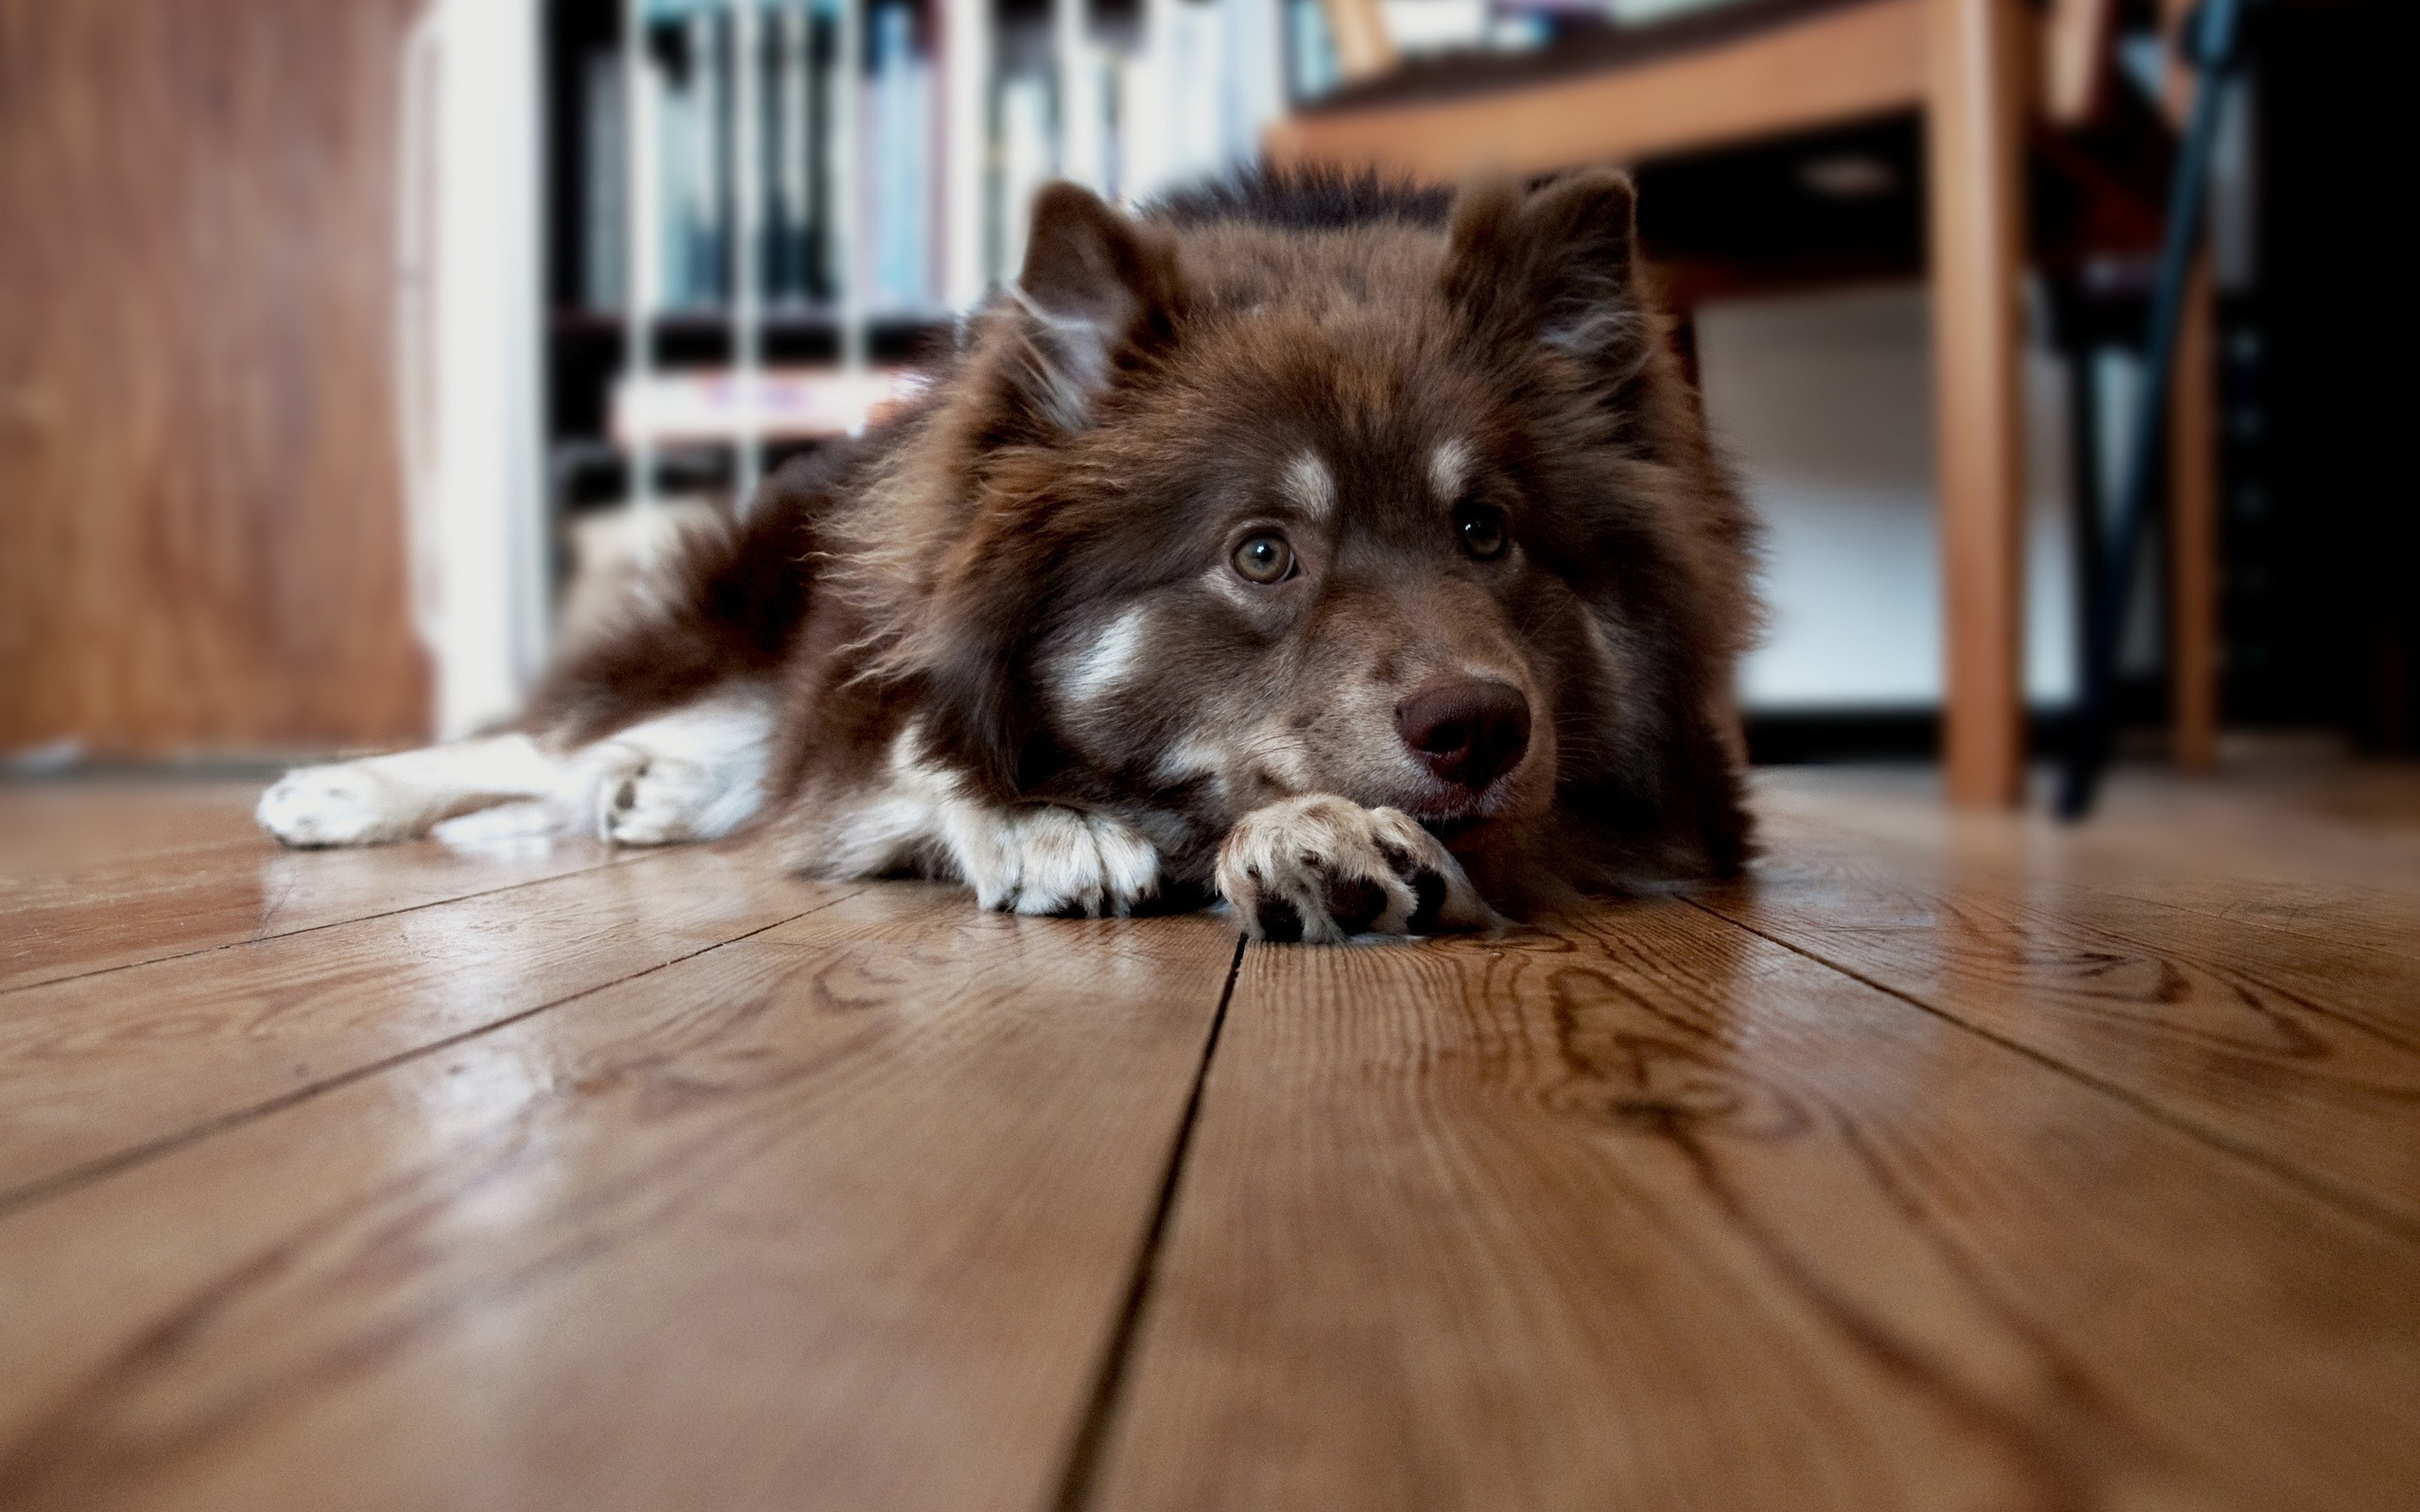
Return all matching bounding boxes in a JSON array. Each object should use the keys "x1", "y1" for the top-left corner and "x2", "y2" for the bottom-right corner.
[{"x1": 258, "y1": 167, "x2": 1758, "y2": 941}]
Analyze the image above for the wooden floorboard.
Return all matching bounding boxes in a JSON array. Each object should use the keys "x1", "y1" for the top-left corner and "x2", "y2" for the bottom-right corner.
[
  {"x1": 1753, "y1": 765, "x2": 2420, "y2": 963},
  {"x1": 1087, "y1": 899, "x2": 2420, "y2": 1512},
  {"x1": 0, "y1": 782, "x2": 630, "y2": 993},
  {"x1": 1717, "y1": 800, "x2": 2420, "y2": 1234},
  {"x1": 2087, "y1": 874, "x2": 2420, "y2": 965},
  {"x1": 0, "y1": 843, "x2": 852, "y2": 1206},
  {"x1": 2, "y1": 759, "x2": 2413, "y2": 1510},
  {"x1": 0, "y1": 887, "x2": 1239, "y2": 1512},
  {"x1": 0, "y1": 782, "x2": 268, "y2": 869}
]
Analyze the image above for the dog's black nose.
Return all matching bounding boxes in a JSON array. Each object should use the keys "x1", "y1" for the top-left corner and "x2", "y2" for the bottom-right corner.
[{"x1": 1395, "y1": 680, "x2": 1530, "y2": 791}]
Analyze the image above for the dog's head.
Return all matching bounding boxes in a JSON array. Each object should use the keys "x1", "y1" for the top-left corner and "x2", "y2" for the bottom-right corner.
[{"x1": 893, "y1": 170, "x2": 1754, "y2": 885}]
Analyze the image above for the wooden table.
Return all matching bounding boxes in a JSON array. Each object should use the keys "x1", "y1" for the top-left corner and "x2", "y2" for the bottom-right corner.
[{"x1": 2, "y1": 764, "x2": 2415, "y2": 1509}]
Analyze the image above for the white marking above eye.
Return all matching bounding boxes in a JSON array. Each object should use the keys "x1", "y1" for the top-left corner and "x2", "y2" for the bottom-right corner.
[
  {"x1": 1281, "y1": 451, "x2": 1335, "y2": 523},
  {"x1": 1429, "y1": 438, "x2": 1474, "y2": 502}
]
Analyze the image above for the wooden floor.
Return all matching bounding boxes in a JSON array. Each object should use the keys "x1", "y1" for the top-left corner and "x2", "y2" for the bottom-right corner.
[{"x1": 3, "y1": 750, "x2": 2416, "y2": 1512}]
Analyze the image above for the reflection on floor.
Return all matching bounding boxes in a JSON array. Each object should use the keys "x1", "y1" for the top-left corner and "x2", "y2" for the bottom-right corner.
[{"x1": 2, "y1": 745, "x2": 2415, "y2": 1510}]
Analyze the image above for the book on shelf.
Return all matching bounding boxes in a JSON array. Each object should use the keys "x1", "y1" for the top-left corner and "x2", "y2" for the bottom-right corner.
[
  {"x1": 585, "y1": 0, "x2": 854, "y2": 313},
  {"x1": 866, "y1": 2, "x2": 935, "y2": 314},
  {"x1": 1288, "y1": 0, "x2": 1344, "y2": 100},
  {"x1": 581, "y1": 50, "x2": 627, "y2": 311},
  {"x1": 673, "y1": 6, "x2": 726, "y2": 308},
  {"x1": 767, "y1": 0, "x2": 816, "y2": 302},
  {"x1": 813, "y1": 0, "x2": 845, "y2": 302},
  {"x1": 573, "y1": 0, "x2": 1278, "y2": 327}
]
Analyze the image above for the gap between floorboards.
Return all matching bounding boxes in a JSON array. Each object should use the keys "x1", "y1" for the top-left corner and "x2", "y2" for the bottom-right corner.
[
  {"x1": 0, "y1": 845, "x2": 665, "y2": 1000},
  {"x1": 1046, "y1": 931, "x2": 1247, "y2": 1512},
  {"x1": 1680, "y1": 894, "x2": 2420, "y2": 1247},
  {"x1": 0, "y1": 885, "x2": 873, "y2": 1222}
]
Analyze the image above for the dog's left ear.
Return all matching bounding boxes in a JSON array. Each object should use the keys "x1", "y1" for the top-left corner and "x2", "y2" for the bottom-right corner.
[
  {"x1": 1006, "y1": 181, "x2": 1184, "y2": 434},
  {"x1": 1440, "y1": 169, "x2": 1650, "y2": 383}
]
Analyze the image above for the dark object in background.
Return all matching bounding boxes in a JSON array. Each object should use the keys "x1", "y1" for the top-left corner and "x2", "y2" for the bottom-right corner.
[
  {"x1": 2059, "y1": 0, "x2": 2255, "y2": 818},
  {"x1": 1648, "y1": 0, "x2": 2413, "y2": 769},
  {"x1": 2235, "y1": 0, "x2": 2413, "y2": 752}
]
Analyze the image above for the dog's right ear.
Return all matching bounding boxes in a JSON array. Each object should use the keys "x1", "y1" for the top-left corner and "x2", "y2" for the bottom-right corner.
[
  {"x1": 1440, "y1": 169, "x2": 1651, "y2": 387},
  {"x1": 1005, "y1": 182, "x2": 1184, "y2": 434}
]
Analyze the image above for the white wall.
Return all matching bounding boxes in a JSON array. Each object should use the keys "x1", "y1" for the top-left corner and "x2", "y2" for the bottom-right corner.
[
  {"x1": 400, "y1": 0, "x2": 550, "y2": 740},
  {"x1": 1693, "y1": 282, "x2": 2078, "y2": 712}
]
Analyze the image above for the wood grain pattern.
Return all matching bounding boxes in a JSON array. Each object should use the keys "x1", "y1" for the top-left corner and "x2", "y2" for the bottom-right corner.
[
  {"x1": 1708, "y1": 819, "x2": 2420, "y2": 1233},
  {"x1": 1, "y1": 767, "x2": 2413, "y2": 1508},
  {"x1": 0, "y1": 844, "x2": 853, "y2": 1202},
  {"x1": 2092, "y1": 869, "x2": 2420, "y2": 964},
  {"x1": 0, "y1": 782, "x2": 268, "y2": 871},
  {"x1": 1264, "y1": 0, "x2": 1927, "y2": 180},
  {"x1": 0, "y1": 782, "x2": 629, "y2": 993},
  {"x1": 0, "y1": 890, "x2": 1240, "y2": 1512},
  {"x1": 1091, "y1": 902, "x2": 2420, "y2": 1512},
  {"x1": 1750, "y1": 767, "x2": 2420, "y2": 964},
  {"x1": 1926, "y1": 0, "x2": 2031, "y2": 807},
  {"x1": 0, "y1": 0, "x2": 431, "y2": 756}
]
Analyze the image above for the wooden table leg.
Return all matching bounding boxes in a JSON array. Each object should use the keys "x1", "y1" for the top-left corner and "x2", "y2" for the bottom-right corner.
[{"x1": 1926, "y1": 0, "x2": 2030, "y2": 806}]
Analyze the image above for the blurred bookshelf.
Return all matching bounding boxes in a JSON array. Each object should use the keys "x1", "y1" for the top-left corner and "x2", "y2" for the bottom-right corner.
[
  {"x1": 531, "y1": 0, "x2": 1707, "y2": 523},
  {"x1": 537, "y1": 0, "x2": 1288, "y2": 524},
  {"x1": 530, "y1": 0, "x2": 1799, "y2": 525},
  {"x1": 420, "y1": 0, "x2": 1708, "y2": 728}
]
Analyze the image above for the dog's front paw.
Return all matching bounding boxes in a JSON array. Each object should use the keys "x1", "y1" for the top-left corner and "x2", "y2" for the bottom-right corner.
[
  {"x1": 950, "y1": 804, "x2": 1160, "y2": 918},
  {"x1": 1216, "y1": 795, "x2": 1496, "y2": 943},
  {"x1": 256, "y1": 764, "x2": 416, "y2": 848}
]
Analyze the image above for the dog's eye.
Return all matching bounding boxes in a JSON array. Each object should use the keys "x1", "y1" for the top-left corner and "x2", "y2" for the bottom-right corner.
[
  {"x1": 1232, "y1": 533, "x2": 1296, "y2": 585},
  {"x1": 1456, "y1": 503, "x2": 1510, "y2": 561}
]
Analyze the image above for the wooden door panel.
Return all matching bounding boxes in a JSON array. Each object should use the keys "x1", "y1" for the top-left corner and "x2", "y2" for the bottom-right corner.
[{"x1": 0, "y1": 0, "x2": 431, "y2": 756}]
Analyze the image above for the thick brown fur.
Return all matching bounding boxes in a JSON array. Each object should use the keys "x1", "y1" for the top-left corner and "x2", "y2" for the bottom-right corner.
[{"x1": 518, "y1": 164, "x2": 1760, "y2": 929}]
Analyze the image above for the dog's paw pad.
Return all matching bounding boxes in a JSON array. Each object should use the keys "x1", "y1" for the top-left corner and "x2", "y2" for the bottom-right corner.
[
  {"x1": 1216, "y1": 796, "x2": 1495, "y2": 944},
  {"x1": 1322, "y1": 873, "x2": 1390, "y2": 935},
  {"x1": 1245, "y1": 888, "x2": 1306, "y2": 943},
  {"x1": 256, "y1": 765, "x2": 410, "y2": 848}
]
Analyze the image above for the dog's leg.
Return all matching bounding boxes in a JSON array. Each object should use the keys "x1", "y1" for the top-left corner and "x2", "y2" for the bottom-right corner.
[
  {"x1": 256, "y1": 735, "x2": 565, "y2": 848},
  {"x1": 258, "y1": 686, "x2": 776, "y2": 849},
  {"x1": 799, "y1": 792, "x2": 1164, "y2": 918},
  {"x1": 791, "y1": 722, "x2": 1164, "y2": 916},
  {"x1": 942, "y1": 803, "x2": 1163, "y2": 918},
  {"x1": 1216, "y1": 795, "x2": 1497, "y2": 943}
]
